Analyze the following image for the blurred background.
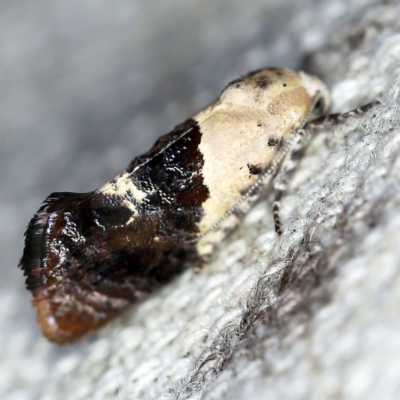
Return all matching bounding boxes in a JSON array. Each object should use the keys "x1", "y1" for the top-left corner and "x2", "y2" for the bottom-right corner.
[{"x1": 0, "y1": 0, "x2": 375, "y2": 398}]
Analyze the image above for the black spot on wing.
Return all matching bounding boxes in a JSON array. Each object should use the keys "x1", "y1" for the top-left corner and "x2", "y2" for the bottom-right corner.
[
  {"x1": 268, "y1": 137, "x2": 279, "y2": 147},
  {"x1": 255, "y1": 76, "x2": 272, "y2": 89},
  {"x1": 247, "y1": 163, "x2": 262, "y2": 176}
]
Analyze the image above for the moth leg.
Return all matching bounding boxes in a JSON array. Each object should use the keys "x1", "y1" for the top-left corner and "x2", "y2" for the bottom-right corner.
[
  {"x1": 272, "y1": 100, "x2": 380, "y2": 234},
  {"x1": 273, "y1": 128, "x2": 309, "y2": 235},
  {"x1": 308, "y1": 100, "x2": 381, "y2": 128}
]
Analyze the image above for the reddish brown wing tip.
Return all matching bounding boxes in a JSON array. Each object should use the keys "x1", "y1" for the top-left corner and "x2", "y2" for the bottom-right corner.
[
  {"x1": 33, "y1": 292, "x2": 74, "y2": 345},
  {"x1": 33, "y1": 291, "x2": 131, "y2": 344}
]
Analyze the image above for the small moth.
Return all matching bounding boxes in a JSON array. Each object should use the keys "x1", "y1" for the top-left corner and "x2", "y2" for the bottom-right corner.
[{"x1": 19, "y1": 67, "x2": 378, "y2": 343}]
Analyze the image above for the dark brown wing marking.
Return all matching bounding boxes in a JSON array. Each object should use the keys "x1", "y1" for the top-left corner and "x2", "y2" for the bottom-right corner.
[{"x1": 19, "y1": 119, "x2": 209, "y2": 343}]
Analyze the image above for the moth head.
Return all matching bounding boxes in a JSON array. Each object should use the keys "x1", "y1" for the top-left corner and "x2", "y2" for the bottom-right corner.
[
  {"x1": 220, "y1": 67, "x2": 330, "y2": 119},
  {"x1": 298, "y1": 70, "x2": 331, "y2": 120}
]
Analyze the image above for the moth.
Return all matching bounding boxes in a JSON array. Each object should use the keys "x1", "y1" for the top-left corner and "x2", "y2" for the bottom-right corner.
[{"x1": 19, "y1": 67, "x2": 378, "y2": 343}]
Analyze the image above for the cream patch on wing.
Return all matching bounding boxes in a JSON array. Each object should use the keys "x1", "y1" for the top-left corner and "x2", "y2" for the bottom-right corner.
[
  {"x1": 98, "y1": 174, "x2": 148, "y2": 224},
  {"x1": 197, "y1": 108, "x2": 279, "y2": 234},
  {"x1": 194, "y1": 70, "x2": 314, "y2": 239},
  {"x1": 99, "y1": 174, "x2": 147, "y2": 200}
]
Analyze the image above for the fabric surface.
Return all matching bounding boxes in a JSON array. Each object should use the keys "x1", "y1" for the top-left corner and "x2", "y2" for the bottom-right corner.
[{"x1": 2, "y1": 1, "x2": 399, "y2": 399}]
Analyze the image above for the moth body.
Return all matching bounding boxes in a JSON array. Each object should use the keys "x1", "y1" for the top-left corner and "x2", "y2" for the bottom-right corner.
[{"x1": 20, "y1": 67, "x2": 332, "y2": 343}]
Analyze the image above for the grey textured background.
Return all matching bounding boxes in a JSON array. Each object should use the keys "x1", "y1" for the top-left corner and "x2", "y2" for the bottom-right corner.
[{"x1": 2, "y1": 0, "x2": 400, "y2": 399}]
